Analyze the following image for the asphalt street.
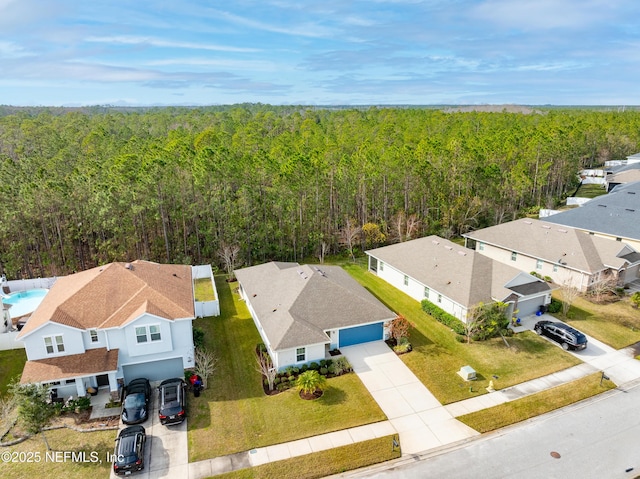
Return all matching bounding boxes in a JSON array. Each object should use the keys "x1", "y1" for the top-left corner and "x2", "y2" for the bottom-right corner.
[{"x1": 345, "y1": 380, "x2": 640, "y2": 479}]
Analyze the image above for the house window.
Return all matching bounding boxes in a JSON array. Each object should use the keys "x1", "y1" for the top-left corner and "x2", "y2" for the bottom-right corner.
[
  {"x1": 424, "y1": 286, "x2": 430, "y2": 298},
  {"x1": 296, "y1": 347, "x2": 306, "y2": 362},
  {"x1": 44, "y1": 335, "x2": 64, "y2": 354},
  {"x1": 149, "y1": 325, "x2": 161, "y2": 342},
  {"x1": 403, "y1": 275, "x2": 409, "y2": 286},
  {"x1": 379, "y1": 262, "x2": 384, "y2": 271},
  {"x1": 479, "y1": 242, "x2": 485, "y2": 251},
  {"x1": 135, "y1": 326, "x2": 148, "y2": 343},
  {"x1": 89, "y1": 329, "x2": 99, "y2": 343},
  {"x1": 553, "y1": 264, "x2": 559, "y2": 273},
  {"x1": 511, "y1": 252, "x2": 517, "y2": 261},
  {"x1": 437, "y1": 294, "x2": 442, "y2": 303},
  {"x1": 616, "y1": 237, "x2": 622, "y2": 242},
  {"x1": 536, "y1": 259, "x2": 543, "y2": 270},
  {"x1": 136, "y1": 325, "x2": 162, "y2": 343}
]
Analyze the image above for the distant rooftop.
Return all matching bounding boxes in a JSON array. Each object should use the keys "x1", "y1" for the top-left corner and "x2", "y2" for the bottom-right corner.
[{"x1": 544, "y1": 181, "x2": 640, "y2": 241}]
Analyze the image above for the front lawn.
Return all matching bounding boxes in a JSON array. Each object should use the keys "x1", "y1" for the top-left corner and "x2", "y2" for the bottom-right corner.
[
  {"x1": 457, "y1": 372, "x2": 616, "y2": 432},
  {"x1": 187, "y1": 276, "x2": 387, "y2": 461},
  {"x1": 0, "y1": 348, "x2": 27, "y2": 396},
  {"x1": 213, "y1": 435, "x2": 401, "y2": 479},
  {"x1": 550, "y1": 294, "x2": 640, "y2": 349},
  {"x1": 341, "y1": 261, "x2": 582, "y2": 404},
  {"x1": 2, "y1": 428, "x2": 114, "y2": 479}
]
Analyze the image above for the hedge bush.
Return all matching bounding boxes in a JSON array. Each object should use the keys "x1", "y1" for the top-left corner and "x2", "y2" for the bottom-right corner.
[
  {"x1": 421, "y1": 299, "x2": 466, "y2": 335},
  {"x1": 547, "y1": 298, "x2": 562, "y2": 313}
]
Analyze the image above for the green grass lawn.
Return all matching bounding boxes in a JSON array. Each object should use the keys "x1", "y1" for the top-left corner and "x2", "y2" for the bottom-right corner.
[
  {"x1": 212, "y1": 435, "x2": 401, "y2": 479},
  {"x1": 187, "y1": 276, "x2": 387, "y2": 461},
  {"x1": 0, "y1": 348, "x2": 27, "y2": 396},
  {"x1": 457, "y1": 372, "x2": 616, "y2": 433},
  {"x1": 341, "y1": 260, "x2": 582, "y2": 404},
  {"x1": 2, "y1": 428, "x2": 115, "y2": 479},
  {"x1": 572, "y1": 183, "x2": 607, "y2": 199},
  {"x1": 194, "y1": 277, "x2": 216, "y2": 301},
  {"x1": 550, "y1": 294, "x2": 640, "y2": 349}
]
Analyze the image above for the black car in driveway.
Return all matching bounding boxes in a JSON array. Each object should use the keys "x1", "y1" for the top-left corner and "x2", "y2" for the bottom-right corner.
[
  {"x1": 121, "y1": 378, "x2": 151, "y2": 425},
  {"x1": 158, "y1": 378, "x2": 186, "y2": 425},
  {"x1": 534, "y1": 320, "x2": 588, "y2": 351},
  {"x1": 113, "y1": 425, "x2": 146, "y2": 475}
]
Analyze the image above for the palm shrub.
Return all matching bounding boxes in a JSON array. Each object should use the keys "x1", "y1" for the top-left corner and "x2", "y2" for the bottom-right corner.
[
  {"x1": 631, "y1": 292, "x2": 640, "y2": 309},
  {"x1": 296, "y1": 370, "x2": 327, "y2": 396},
  {"x1": 333, "y1": 357, "x2": 352, "y2": 376}
]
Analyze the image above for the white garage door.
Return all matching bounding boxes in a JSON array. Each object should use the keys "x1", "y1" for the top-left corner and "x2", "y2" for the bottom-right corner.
[{"x1": 122, "y1": 357, "x2": 184, "y2": 384}]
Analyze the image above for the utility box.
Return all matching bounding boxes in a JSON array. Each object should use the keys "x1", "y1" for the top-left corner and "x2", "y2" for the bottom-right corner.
[{"x1": 457, "y1": 365, "x2": 477, "y2": 381}]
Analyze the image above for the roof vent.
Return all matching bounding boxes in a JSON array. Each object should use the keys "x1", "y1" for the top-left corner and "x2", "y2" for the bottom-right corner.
[
  {"x1": 313, "y1": 266, "x2": 326, "y2": 276},
  {"x1": 558, "y1": 229, "x2": 568, "y2": 233},
  {"x1": 629, "y1": 191, "x2": 636, "y2": 194},
  {"x1": 125, "y1": 263, "x2": 133, "y2": 270},
  {"x1": 172, "y1": 273, "x2": 178, "y2": 277},
  {"x1": 297, "y1": 270, "x2": 308, "y2": 280},
  {"x1": 523, "y1": 220, "x2": 532, "y2": 224},
  {"x1": 597, "y1": 204, "x2": 607, "y2": 207},
  {"x1": 432, "y1": 240, "x2": 439, "y2": 245},
  {"x1": 541, "y1": 225, "x2": 550, "y2": 229},
  {"x1": 625, "y1": 208, "x2": 635, "y2": 212},
  {"x1": 444, "y1": 245, "x2": 453, "y2": 250},
  {"x1": 457, "y1": 250, "x2": 467, "y2": 256}
]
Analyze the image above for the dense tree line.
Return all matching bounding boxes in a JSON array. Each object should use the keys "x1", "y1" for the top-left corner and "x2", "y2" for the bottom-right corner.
[{"x1": 0, "y1": 106, "x2": 639, "y2": 278}]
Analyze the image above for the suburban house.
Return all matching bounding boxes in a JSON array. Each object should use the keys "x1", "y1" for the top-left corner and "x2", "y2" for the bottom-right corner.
[
  {"x1": 605, "y1": 164, "x2": 640, "y2": 192},
  {"x1": 366, "y1": 236, "x2": 551, "y2": 323},
  {"x1": 604, "y1": 152, "x2": 640, "y2": 168},
  {"x1": 235, "y1": 262, "x2": 396, "y2": 370},
  {"x1": 463, "y1": 219, "x2": 640, "y2": 292},
  {"x1": 17, "y1": 260, "x2": 203, "y2": 400},
  {"x1": 543, "y1": 181, "x2": 640, "y2": 251}
]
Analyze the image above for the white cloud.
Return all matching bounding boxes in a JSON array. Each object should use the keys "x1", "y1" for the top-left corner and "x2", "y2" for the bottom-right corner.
[
  {"x1": 0, "y1": 40, "x2": 33, "y2": 58},
  {"x1": 85, "y1": 35, "x2": 260, "y2": 53}
]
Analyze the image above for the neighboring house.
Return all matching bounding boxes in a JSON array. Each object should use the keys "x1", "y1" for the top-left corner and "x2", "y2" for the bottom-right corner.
[
  {"x1": 463, "y1": 219, "x2": 640, "y2": 292},
  {"x1": 604, "y1": 152, "x2": 640, "y2": 168},
  {"x1": 17, "y1": 260, "x2": 199, "y2": 400},
  {"x1": 605, "y1": 164, "x2": 640, "y2": 192},
  {"x1": 366, "y1": 236, "x2": 551, "y2": 323},
  {"x1": 235, "y1": 262, "x2": 396, "y2": 370},
  {"x1": 543, "y1": 181, "x2": 640, "y2": 251}
]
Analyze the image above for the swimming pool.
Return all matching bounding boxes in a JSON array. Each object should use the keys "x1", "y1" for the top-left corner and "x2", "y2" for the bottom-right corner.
[{"x1": 2, "y1": 289, "x2": 48, "y2": 318}]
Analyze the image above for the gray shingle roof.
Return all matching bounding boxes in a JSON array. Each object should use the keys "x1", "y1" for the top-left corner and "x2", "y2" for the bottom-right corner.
[
  {"x1": 544, "y1": 181, "x2": 640, "y2": 241},
  {"x1": 234, "y1": 262, "x2": 395, "y2": 350},
  {"x1": 464, "y1": 219, "x2": 633, "y2": 273},
  {"x1": 366, "y1": 236, "x2": 547, "y2": 307}
]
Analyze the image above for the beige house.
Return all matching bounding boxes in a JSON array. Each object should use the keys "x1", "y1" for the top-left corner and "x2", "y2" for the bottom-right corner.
[
  {"x1": 464, "y1": 219, "x2": 640, "y2": 292},
  {"x1": 366, "y1": 236, "x2": 552, "y2": 322}
]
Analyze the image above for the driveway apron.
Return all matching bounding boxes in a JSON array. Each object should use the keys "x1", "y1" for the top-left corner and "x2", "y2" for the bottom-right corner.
[{"x1": 341, "y1": 341, "x2": 478, "y2": 455}]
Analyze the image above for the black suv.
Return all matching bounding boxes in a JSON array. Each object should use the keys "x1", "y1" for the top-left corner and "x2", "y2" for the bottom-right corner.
[
  {"x1": 158, "y1": 378, "x2": 186, "y2": 425},
  {"x1": 534, "y1": 320, "x2": 588, "y2": 351},
  {"x1": 113, "y1": 425, "x2": 146, "y2": 475},
  {"x1": 122, "y1": 378, "x2": 151, "y2": 425}
]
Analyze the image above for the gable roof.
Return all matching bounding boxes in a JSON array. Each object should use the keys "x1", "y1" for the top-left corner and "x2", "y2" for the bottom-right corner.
[
  {"x1": 367, "y1": 236, "x2": 548, "y2": 308},
  {"x1": 18, "y1": 260, "x2": 194, "y2": 338},
  {"x1": 235, "y1": 262, "x2": 395, "y2": 350},
  {"x1": 543, "y1": 181, "x2": 640, "y2": 241},
  {"x1": 464, "y1": 219, "x2": 633, "y2": 273},
  {"x1": 20, "y1": 347, "x2": 119, "y2": 384}
]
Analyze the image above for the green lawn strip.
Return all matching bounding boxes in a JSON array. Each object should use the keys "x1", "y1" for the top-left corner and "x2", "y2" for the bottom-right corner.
[
  {"x1": 550, "y1": 294, "x2": 640, "y2": 349},
  {"x1": 340, "y1": 261, "x2": 581, "y2": 404},
  {"x1": 573, "y1": 183, "x2": 607, "y2": 199},
  {"x1": 0, "y1": 348, "x2": 27, "y2": 396},
  {"x1": 188, "y1": 276, "x2": 386, "y2": 461},
  {"x1": 194, "y1": 277, "x2": 216, "y2": 301},
  {"x1": 209, "y1": 435, "x2": 401, "y2": 479},
  {"x1": 457, "y1": 372, "x2": 615, "y2": 433},
  {"x1": 2, "y1": 428, "x2": 114, "y2": 479}
]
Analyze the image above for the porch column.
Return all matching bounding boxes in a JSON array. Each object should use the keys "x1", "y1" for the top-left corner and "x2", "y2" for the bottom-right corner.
[{"x1": 75, "y1": 378, "x2": 87, "y2": 397}]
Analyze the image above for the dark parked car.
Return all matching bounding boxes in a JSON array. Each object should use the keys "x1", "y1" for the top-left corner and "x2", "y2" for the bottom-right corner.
[
  {"x1": 121, "y1": 378, "x2": 151, "y2": 425},
  {"x1": 158, "y1": 378, "x2": 186, "y2": 425},
  {"x1": 534, "y1": 320, "x2": 588, "y2": 351},
  {"x1": 113, "y1": 425, "x2": 146, "y2": 475}
]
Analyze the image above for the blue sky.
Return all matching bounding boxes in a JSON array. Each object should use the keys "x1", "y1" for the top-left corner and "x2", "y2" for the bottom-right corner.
[{"x1": 1, "y1": 0, "x2": 638, "y2": 106}]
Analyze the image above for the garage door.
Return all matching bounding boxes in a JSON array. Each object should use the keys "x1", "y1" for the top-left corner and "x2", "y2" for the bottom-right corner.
[
  {"x1": 516, "y1": 297, "x2": 543, "y2": 317},
  {"x1": 339, "y1": 322, "x2": 383, "y2": 348},
  {"x1": 122, "y1": 357, "x2": 184, "y2": 384}
]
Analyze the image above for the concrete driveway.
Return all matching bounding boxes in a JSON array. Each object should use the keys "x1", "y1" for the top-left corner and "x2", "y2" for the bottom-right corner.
[
  {"x1": 341, "y1": 341, "x2": 478, "y2": 456},
  {"x1": 520, "y1": 314, "x2": 640, "y2": 386},
  {"x1": 110, "y1": 384, "x2": 189, "y2": 478}
]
